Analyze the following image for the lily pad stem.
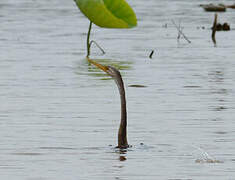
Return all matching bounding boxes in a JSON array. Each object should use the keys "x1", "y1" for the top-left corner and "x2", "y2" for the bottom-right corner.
[
  {"x1": 86, "y1": 21, "x2": 105, "y2": 57},
  {"x1": 87, "y1": 21, "x2": 92, "y2": 58}
]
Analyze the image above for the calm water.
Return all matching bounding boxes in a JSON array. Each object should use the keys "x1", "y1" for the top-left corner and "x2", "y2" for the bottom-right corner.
[{"x1": 1, "y1": 0, "x2": 235, "y2": 179}]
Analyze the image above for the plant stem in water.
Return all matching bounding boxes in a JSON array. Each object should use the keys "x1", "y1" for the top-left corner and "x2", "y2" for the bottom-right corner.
[
  {"x1": 86, "y1": 21, "x2": 92, "y2": 58},
  {"x1": 212, "y1": 13, "x2": 217, "y2": 46}
]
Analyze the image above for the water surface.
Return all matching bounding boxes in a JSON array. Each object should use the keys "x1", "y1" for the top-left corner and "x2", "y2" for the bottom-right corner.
[{"x1": 1, "y1": 0, "x2": 235, "y2": 179}]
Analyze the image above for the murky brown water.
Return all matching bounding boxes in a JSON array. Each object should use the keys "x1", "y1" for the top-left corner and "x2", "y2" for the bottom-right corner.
[{"x1": 1, "y1": 0, "x2": 235, "y2": 179}]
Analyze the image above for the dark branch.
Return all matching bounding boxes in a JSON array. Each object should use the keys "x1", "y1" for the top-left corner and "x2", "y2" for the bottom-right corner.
[{"x1": 212, "y1": 13, "x2": 217, "y2": 46}]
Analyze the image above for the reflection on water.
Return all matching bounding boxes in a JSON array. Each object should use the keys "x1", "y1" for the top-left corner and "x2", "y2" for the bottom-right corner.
[
  {"x1": 87, "y1": 58, "x2": 133, "y2": 80},
  {"x1": 119, "y1": 156, "x2": 126, "y2": 161},
  {"x1": 75, "y1": 58, "x2": 132, "y2": 79},
  {"x1": 1, "y1": 0, "x2": 235, "y2": 179},
  {"x1": 87, "y1": 58, "x2": 133, "y2": 71}
]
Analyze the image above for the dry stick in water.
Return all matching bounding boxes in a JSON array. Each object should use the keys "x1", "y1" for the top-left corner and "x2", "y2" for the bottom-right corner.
[
  {"x1": 177, "y1": 20, "x2": 182, "y2": 42},
  {"x1": 149, "y1": 50, "x2": 154, "y2": 59},
  {"x1": 90, "y1": 40, "x2": 105, "y2": 55},
  {"x1": 171, "y1": 20, "x2": 191, "y2": 43},
  {"x1": 212, "y1": 13, "x2": 217, "y2": 46}
]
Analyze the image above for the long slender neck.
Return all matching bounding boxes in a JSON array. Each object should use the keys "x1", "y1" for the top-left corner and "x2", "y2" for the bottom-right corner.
[{"x1": 114, "y1": 72, "x2": 128, "y2": 148}]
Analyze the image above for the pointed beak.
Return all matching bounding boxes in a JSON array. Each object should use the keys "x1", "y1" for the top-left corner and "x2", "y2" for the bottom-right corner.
[{"x1": 87, "y1": 58, "x2": 108, "y2": 73}]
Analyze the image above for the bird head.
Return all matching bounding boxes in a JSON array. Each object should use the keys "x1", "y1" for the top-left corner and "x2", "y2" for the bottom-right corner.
[{"x1": 88, "y1": 59, "x2": 121, "y2": 78}]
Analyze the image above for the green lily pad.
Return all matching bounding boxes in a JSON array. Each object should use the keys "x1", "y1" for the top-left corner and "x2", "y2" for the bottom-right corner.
[{"x1": 74, "y1": 0, "x2": 137, "y2": 28}]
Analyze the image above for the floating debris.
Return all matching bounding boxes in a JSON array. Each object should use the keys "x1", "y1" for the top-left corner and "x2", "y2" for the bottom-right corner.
[
  {"x1": 200, "y1": 4, "x2": 226, "y2": 12},
  {"x1": 196, "y1": 26, "x2": 205, "y2": 30},
  {"x1": 149, "y1": 50, "x2": 154, "y2": 59},
  {"x1": 195, "y1": 159, "x2": 223, "y2": 163},
  {"x1": 192, "y1": 145, "x2": 223, "y2": 164},
  {"x1": 128, "y1": 84, "x2": 147, "y2": 88},
  {"x1": 226, "y1": 4, "x2": 235, "y2": 9},
  {"x1": 211, "y1": 13, "x2": 230, "y2": 46},
  {"x1": 212, "y1": 23, "x2": 230, "y2": 31},
  {"x1": 211, "y1": 14, "x2": 230, "y2": 32}
]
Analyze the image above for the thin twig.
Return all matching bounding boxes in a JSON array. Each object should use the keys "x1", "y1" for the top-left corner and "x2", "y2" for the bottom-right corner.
[
  {"x1": 212, "y1": 13, "x2": 217, "y2": 46},
  {"x1": 90, "y1": 40, "x2": 105, "y2": 55},
  {"x1": 171, "y1": 20, "x2": 191, "y2": 43},
  {"x1": 177, "y1": 20, "x2": 181, "y2": 42},
  {"x1": 149, "y1": 50, "x2": 154, "y2": 59}
]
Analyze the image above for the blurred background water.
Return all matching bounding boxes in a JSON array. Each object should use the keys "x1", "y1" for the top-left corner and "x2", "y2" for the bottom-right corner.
[{"x1": 0, "y1": 0, "x2": 235, "y2": 179}]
